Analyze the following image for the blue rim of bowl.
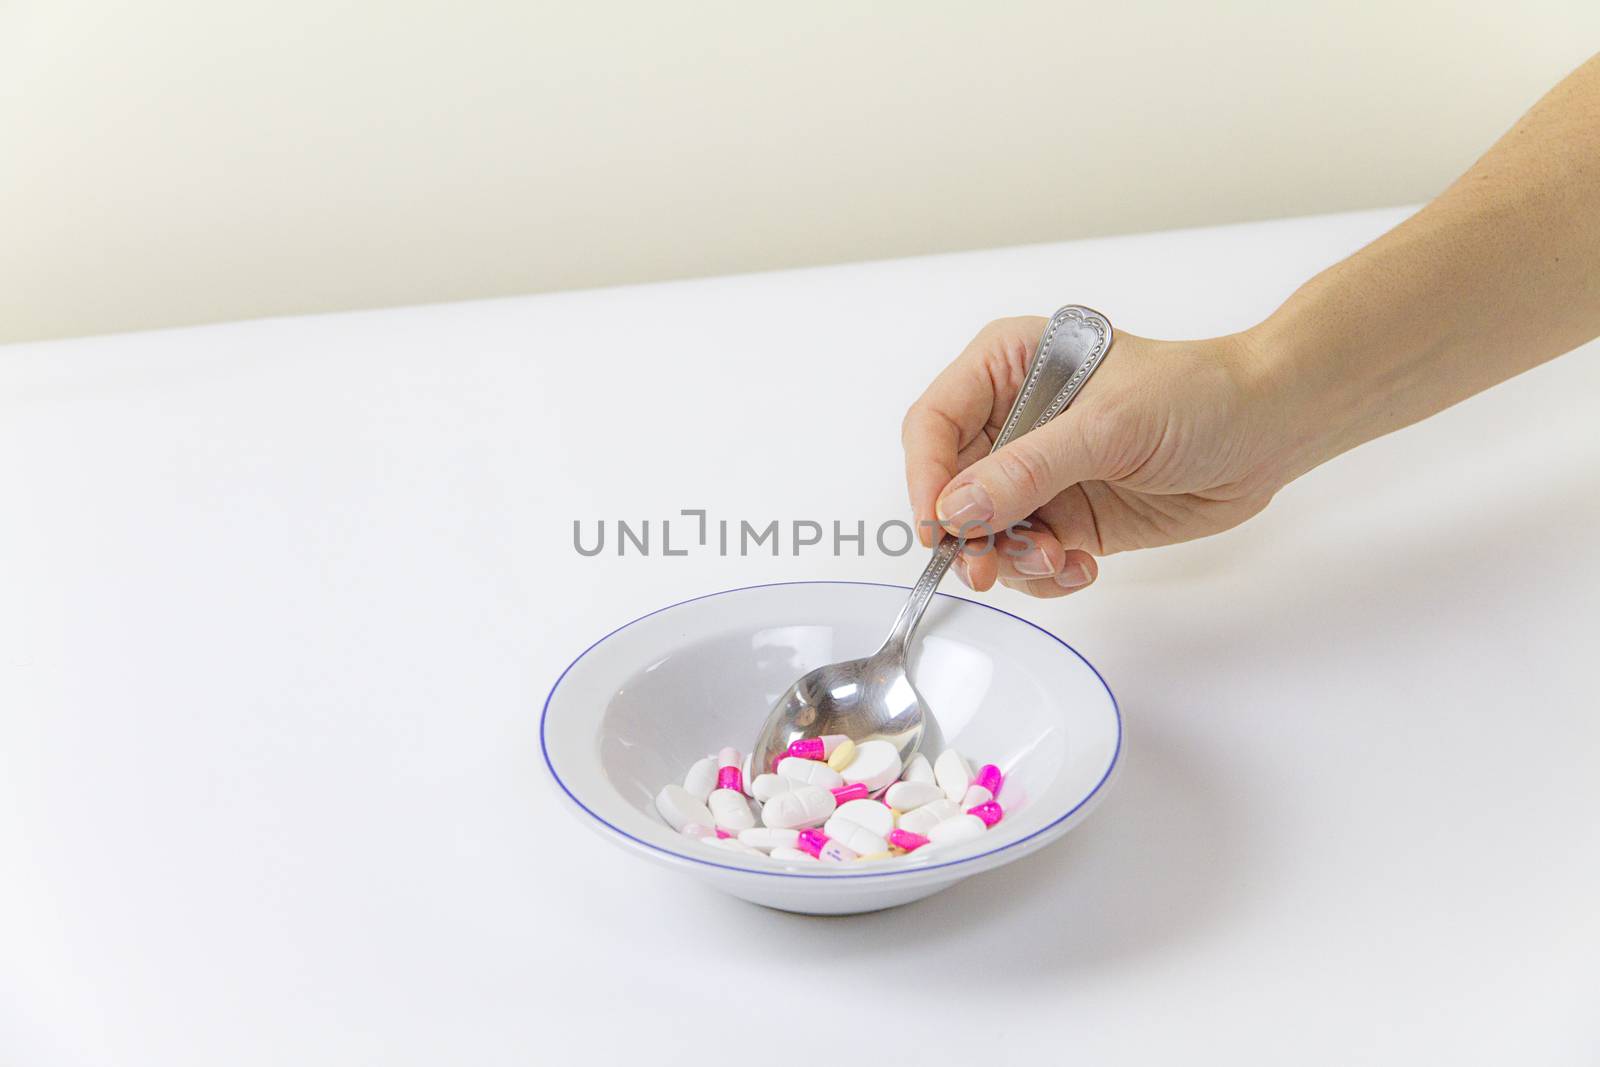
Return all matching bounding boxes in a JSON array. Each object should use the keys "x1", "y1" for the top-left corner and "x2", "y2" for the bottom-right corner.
[{"x1": 539, "y1": 580, "x2": 1122, "y2": 879}]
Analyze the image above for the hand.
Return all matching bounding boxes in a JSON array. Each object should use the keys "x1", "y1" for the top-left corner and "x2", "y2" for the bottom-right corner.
[{"x1": 901, "y1": 316, "x2": 1297, "y2": 598}]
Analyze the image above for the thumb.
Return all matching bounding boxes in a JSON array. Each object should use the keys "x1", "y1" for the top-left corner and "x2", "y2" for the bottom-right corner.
[{"x1": 934, "y1": 415, "x2": 1101, "y2": 537}]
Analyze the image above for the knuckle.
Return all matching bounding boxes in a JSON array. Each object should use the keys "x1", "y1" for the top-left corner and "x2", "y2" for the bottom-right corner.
[{"x1": 992, "y1": 441, "x2": 1052, "y2": 502}]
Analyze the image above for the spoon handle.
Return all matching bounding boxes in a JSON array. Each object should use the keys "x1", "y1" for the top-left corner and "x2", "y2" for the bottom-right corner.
[{"x1": 881, "y1": 305, "x2": 1114, "y2": 656}]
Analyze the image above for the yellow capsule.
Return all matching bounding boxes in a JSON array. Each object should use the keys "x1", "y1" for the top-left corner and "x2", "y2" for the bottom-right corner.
[
  {"x1": 826, "y1": 738, "x2": 857, "y2": 772},
  {"x1": 855, "y1": 850, "x2": 894, "y2": 862}
]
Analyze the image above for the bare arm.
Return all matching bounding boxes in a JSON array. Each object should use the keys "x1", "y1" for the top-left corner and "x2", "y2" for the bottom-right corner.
[
  {"x1": 1256, "y1": 53, "x2": 1600, "y2": 478},
  {"x1": 902, "y1": 55, "x2": 1600, "y2": 598}
]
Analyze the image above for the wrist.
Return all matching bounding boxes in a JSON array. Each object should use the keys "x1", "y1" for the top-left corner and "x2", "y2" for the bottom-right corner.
[{"x1": 1237, "y1": 270, "x2": 1426, "y2": 481}]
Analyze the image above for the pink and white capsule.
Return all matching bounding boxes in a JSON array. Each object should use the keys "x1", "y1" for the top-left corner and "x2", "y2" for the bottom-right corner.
[
  {"x1": 818, "y1": 840, "x2": 859, "y2": 863},
  {"x1": 776, "y1": 756, "x2": 844, "y2": 790},
  {"x1": 974, "y1": 763, "x2": 1004, "y2": 795},
  {"x1": 829, "y1": 782, "x2": 870, "y2": 805},
  {"x1": 967, "y1": 801, "x2": 1004, "y2": 827},
  {"x1": 708, "y1": 787, "x2": 755, "y2": 832},
  {"x1": 839, "y1": 739, "x2": 903, "y2": 792},
  {"x1": 761, "y1": 784, "x2": 837, "y2": 829},
  {"x1": 888, "y1": 829, "x2": 931, "y2": 852},
  {"x1": 795, "y1": 828, "x2": 829, "y2": 857},
  {"x1": 784, "y1": 734, "x2": 850, "y2": 761},
  {"x1": 714, "y1": 748, "x2": 744, "y2": 793}
]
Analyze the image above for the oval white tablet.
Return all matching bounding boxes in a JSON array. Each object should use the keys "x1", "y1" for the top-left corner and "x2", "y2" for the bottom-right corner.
[
  {"x1": 935, "y1": 748, "x2": 973, "y2": 802},
  {"x1": 708, "y1": 787, "x2": 756, "y2": 831},
  {"x1": 776, "y1": 756, "x2": 844, "y2": 789},
  {"x1": 901, "y1": 752, "x2": 935, "y2": 785},
  {"x1": 682, "y1": 756, "x2": 719, "y2": 801},
  {"x1": 699, "y1": 836, "x2": 765, "y2": 856},
  {"x1": 825, "y1": 820, "x2": 888, "y2": 856},
  {"x1": 840, "y1": 740, "x2": 902, "y2": 792},
  {"x1": 927, "y1": 813, "x2": 986, "y2": 846},
  {"x1": 655, "y1": 784, "x2": 717, "y2": 833},
  {"x1": 761, "y1": 784, "x2": 837, "y2": 829},
  {"x1": 768, "y1": 846, "x2": 818, "y2": 862},
  {"x1": 751, "y1": 773, "x2": 798, "y2": 802},
  {"x1": 896, "y1": 798, "x2": 960, "y2": 836},
  {"x1": 738, "y1": 827, "x2": 800, "y2": 850},
  {"x1": 885, "y1": 781, "x2": 943, "y2": 811},
  {"x1": 830, "y1": 799, "x2": 894, "y2": 838}
]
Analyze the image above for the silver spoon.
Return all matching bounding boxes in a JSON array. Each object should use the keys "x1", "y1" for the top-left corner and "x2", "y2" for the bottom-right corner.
[{"x1": 750, "y1": 306, "x2": 1115, "y2": 777}]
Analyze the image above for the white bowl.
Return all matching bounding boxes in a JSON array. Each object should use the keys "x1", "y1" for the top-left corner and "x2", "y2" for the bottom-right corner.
[{"x1": 540, "y1": 581, "x2": 1121, "y2": 915}]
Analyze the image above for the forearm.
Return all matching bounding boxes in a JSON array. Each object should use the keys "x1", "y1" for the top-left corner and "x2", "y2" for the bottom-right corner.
[{"x1": 1249, "y1": 52, "x2": 1600, "y2": 476}]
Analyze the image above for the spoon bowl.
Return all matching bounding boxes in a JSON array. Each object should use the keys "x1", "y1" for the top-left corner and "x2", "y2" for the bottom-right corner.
[{"x1": 750, "y1": 306, "x2": 1114, "y2": 773}]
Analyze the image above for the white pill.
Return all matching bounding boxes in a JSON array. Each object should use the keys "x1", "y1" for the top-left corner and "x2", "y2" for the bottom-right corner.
[
  {"x1": 902, "y1": 753, "x2": 935, "y2": 785},
  {"x1": 927, "y1": 813, "x2": 986, "y2": 846},
  {"x1": 935, "y1": 748, "x2": 973, "y2": 802},
  {"x1": 682, "y1": 756, "x2": 719, "y2": 801},
  {"x1": 741, "y1": 752, "x2": 755, "y2": 796},
  {"x1": 896, "y1": 798, "x2": 961, "y2": 836},
  {"x1": 738, "y1": 827, "x2": 800, "y2": 850},
  {"x1": 885, "y1": 781, "x2": 943, "y2": 811},
  {"x1": 751, "y1": 773, "x2": 799, "y2": 802},
  {"x1": 769, "y1": 846, "x2": 818, "y2": 862},
  {"x1": 761, "y1": 784, "x2": 837, "y2": 829},
  {"x1": 708, "y1": 787, "x2": 756, "y2": 831},
  {"x1": 826, "y1": 820, "x2": 888, "y2": 856},
  {"x1": 655, "y1": 784, "x2": 717, "y2": 833},
  {"x1": 700, "y1": 836, "x2": 765, "y2": 856},
  {"x1": 960, "y1": 785, "x2": 993, "y2": 809},
  {"x1": 776, "y1": 756, "x2": 844, "y2": 789},
  {"x1": 830, "y1": 799, "x2": 894, "y2": 838},
  {"x1": 840, "y1": 740, "x2": 902, "y2": 792}
]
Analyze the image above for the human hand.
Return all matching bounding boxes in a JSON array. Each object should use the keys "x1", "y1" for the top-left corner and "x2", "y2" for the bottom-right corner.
[{"x1": 902, "y1": 316, "x2": 1298, "y2": 598}]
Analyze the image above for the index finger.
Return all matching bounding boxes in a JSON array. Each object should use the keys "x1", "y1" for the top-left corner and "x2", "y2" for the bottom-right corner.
[{"x1": 900, "y1": 326, "x2": 1010, "y2": 546}]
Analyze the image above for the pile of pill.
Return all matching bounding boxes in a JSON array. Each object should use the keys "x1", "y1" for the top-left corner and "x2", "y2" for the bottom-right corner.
[{"x1": 653, "y1": 736, "x2": 1006, "y2": 864}]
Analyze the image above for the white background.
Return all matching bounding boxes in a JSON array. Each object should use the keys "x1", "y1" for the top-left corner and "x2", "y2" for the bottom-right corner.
[
  {"x1": 4, "y1": 2, "x2": 1599, "y2": 342},
  {"x1": 3, "y1": 207, "x2": 1597, "y2": 1063}
]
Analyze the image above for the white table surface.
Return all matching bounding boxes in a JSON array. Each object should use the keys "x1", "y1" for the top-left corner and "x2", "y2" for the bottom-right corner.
[{"x1": 4, "y1": 207, "x2": 1598, "y2": 1065}]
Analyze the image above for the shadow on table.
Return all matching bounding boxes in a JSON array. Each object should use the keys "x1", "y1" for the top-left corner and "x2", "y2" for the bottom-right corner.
[{"x1": 725, "y1": 718, "x2": 1248, "y2": 975}]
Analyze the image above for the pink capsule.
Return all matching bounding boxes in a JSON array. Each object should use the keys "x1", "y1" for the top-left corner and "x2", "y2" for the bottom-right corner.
[
  {"x1": 714, "y1": 827, "x2": 733, "y2": 839},
  {"x1": 974, "y1": 763, "x2": 1004, "y2": 795},
  {"x1": 785, "y1": 734, "x2": 849, "y2": 761},
  {"x1": 797, "y1": 828, "x2": 829, "y2": 858},
  {"x1": 716, "y1": 766, "x2": 743, "y2": 792},
  {"x1": 785, "y1": 737, "x2": 826, "y2": 761},
  {"x1": 967, "y1": 801, "x2": 1004, "y2": 827},
  {"x1": 888, "y1": 829, "x2": 930, "y2": 852},
  {"x1": 830, "y1": 782, "x2": 870, "y2": 804}
]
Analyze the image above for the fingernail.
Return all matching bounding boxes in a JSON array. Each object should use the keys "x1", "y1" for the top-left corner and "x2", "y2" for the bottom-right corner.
[
  {"x1": 936, "y1": 482, "x2": 993, "y2": 532},
  {"x1": 1015, "y1": 547, "x2": 1055, "y2": 576},
  {"x1": 1055, "y1": 561, "x2": 1092, "y2": 589}
]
